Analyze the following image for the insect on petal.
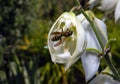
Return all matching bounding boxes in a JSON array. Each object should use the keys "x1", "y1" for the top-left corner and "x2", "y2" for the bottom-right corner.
[{"x1": 48, "y1": 12, "x2": 87, "y2": 70}]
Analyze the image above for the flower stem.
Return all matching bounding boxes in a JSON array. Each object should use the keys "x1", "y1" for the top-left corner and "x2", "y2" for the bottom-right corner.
[
  {"x1": 70, "y1": 6, "x2": 81, "y2": 12},
  {"x1": 81, "y1": 10, "x2": 120, "y2": 81},
  {"x1": 76, "y1": 0, "x2": 120, "y2": 81},
  {"x1": 80, "y1": 9, "x2": 104, "y2": 50},
  {"x1": 86, "y1": 48, "x2": 101, "y2": 54},
  {"x1": 81, "y1": 9, "x2": 120, "y2": 82},
  {"x1": 104, "y1": 52, "x2": 120, "y2": 81},
  {"x1": 83, "y1": 9, "x2": 120, "y2": 82},
  {"x1": 105, "y1": 38, "x2": 116, "y2": 49}
]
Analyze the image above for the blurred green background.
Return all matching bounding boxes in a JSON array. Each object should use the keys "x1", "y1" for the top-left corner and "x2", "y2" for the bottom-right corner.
[{"x1": 0, "y1": 0, "x2": 120, "y2": 84}]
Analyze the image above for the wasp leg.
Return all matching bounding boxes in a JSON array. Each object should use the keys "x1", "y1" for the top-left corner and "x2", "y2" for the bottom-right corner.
[{"x1": 54, "y1": 38, "x2": 66, "y2": 47}]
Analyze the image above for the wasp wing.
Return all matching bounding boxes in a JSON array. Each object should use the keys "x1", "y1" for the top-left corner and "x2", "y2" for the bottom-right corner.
[{"x1": 54, "y1": 37, "x2": 66, "y2": 47}]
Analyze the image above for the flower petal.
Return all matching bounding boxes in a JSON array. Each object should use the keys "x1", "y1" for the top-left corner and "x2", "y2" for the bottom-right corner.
[
  {"x1": 77, "y1": 12, "x2": 107, "y2": 82},
  {"x1": 88, "y1": 0, "x2": 100, "y2": 9},
  {"x1": 81, "y1": 52, "x2": 100, "y2": 82},
  {"x1": 64, "y1": 17, "x2": 87, "y2": 71},
  {"x1": 48, "y1": 12, "x2": 86, "y2": 71},
  {"x1": 88, "y1": 0, "x2": 96, "y2": 4},
  {"x1": 93, "y1": 17, "x2": 108, "y2": 46},
  {"x1": 115, "y1": 0, "x2": 120, "y2": 22},
  {"x1": 89, "y1": 74, "x2": 120, "y2": 84},
  {"x1": 81, "y1": 19, "x2": 101, "y2": 82},
  {"x1": 98, "y1": 0, "x2": 119, "y2": 14}
]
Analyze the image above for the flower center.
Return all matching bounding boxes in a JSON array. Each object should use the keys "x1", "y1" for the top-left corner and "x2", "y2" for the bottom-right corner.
[{"x1": 50, "y1": 21, "x2": 74, "y2": 47}]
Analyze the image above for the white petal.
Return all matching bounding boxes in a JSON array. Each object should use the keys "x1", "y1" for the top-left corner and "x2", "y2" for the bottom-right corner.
[
  {"x1": 88, "y1": 0, "x2": 96, "y2": 4},
  {"x1": 80, "y1": 17, "x2": 102, "y2": 49},
  {"x1": 93, "y1": 17, "x2": 108, "y2": 46},
  {"x1": 64, "y1": 17, "x2": 87, "y2": 71},
  {"x1": 77, "y1": 16, "x2": 99, "y2": 81},
  {"x1": 89, "y1": 74, "x2": 120, "y2": 84},
  {"x1": 77, "y1": 13, "x2": 108, "y2": 82},
  {"x1": 98, "y1": 0, "x2": 119, "y2": 14},
  {"x1": 48, "y1": 12, "x2": 87, "y2": 71},
  {"x1": 76, "y1": 14, "x2": 85, "y2": 22},
  {"x1": 115, "y1": 0, "x2": 120, "y2": 22},
  {"x1": 77, "y1": 13, "x2": 108, "y2": 47},
  {"x1": 88, "y1": 0, "x2": 100, "y2": 9},
  {"x1": 81, "y1": 53, "x2": 100, "y2": 82},
  {"x1": 81, "y1": 19, "x2": 101, "y2": 82}
]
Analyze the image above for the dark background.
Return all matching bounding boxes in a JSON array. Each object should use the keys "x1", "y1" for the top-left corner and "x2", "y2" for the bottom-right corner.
[{"x1": 0, "y1": 0, "x2": 120, "y2": 84}]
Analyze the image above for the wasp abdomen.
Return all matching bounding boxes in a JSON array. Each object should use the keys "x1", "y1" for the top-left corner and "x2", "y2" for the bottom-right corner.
[{"x1": 51, "y1": 34, "x2": 62, "y2": 41}]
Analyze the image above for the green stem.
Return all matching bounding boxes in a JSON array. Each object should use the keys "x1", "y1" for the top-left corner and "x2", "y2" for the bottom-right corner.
[
  {"x1": 76, "y1": 0, "x2": 120, "y2": 81},
  {"x1": 104, "y1": 53, "x2": 120, "y2": 81},
  {"x1": 81, "y1": 9, "x2": 120, "y2": 82},
  {"x1": 86, "y1": 48, "x2": 101, "y2": 54},
  {"x1": 70, "y1": 6, "x2": 81, "y2": 12},
  {"x1": 76, "y1": 0, "x2": 80, "y2": 6},
  {"x1": 105, "y1": 38, "x2": 116, "y2": 49},
  {"x1": 80, "y1": 9, "x2": 104, "y2": 50},
  {"x1": 82, "y1": 10, "x2": 120, "y2": 81},
  {"x1": 76, "y1": 0, "x2": 104, "y2": 49}
]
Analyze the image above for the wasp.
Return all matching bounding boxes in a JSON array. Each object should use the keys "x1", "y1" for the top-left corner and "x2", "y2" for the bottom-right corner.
[{"x1": 51, "y1": 29, "x2": 73, "y2": 46}]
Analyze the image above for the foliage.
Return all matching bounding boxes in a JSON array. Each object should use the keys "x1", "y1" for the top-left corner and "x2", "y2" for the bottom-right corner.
[{"x1": 0, "y1": 0, "x2": 120, "y2": 84}]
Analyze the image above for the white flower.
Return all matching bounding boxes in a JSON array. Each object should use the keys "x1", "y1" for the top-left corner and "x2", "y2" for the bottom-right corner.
[
  {"x1": 88, "y1": 0, "x2": 120, "y2": 22},
  {"x1": 48, "y1": 12, "x2": 87, "y2": 71},
  {"x1": 89, "y1": 74, "x2": 120, "y2": 84},
  {"x1": 88, "y1": 0, "x2": 100, "y2": 9},
  {"x1": 115, "y1": 0, "x2": 120, "y2": 22},
  {"x1": 77, "y1": 11, "x2": 108, "y2": 82}
]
